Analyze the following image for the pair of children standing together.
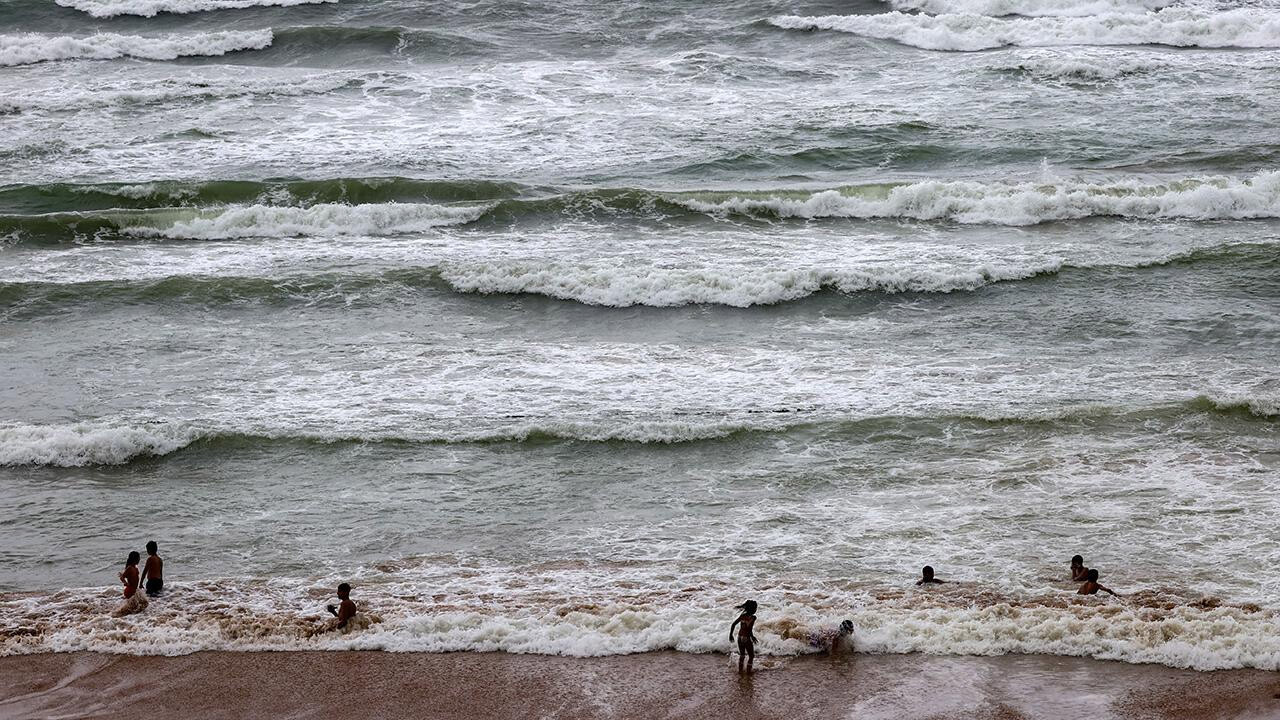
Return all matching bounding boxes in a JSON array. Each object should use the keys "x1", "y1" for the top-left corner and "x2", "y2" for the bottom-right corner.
[{"x1": 114, "y1": 541, "x2": 163, "y2": 616}]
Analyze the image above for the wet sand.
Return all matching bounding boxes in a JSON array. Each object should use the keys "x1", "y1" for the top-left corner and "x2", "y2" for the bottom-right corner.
[{"x1": 1, "y1": 650, "x2": 1277, "y2": 720}]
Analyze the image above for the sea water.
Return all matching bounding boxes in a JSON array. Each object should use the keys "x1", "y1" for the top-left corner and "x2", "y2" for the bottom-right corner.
[{"x1": 1, "y1": 0, "x2": 1278, "y2": 670}]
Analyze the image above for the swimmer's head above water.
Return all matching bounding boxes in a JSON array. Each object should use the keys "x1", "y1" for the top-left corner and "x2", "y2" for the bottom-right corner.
[{"x1": 735, "y1": 600, "x2": 757, "y2": 615}]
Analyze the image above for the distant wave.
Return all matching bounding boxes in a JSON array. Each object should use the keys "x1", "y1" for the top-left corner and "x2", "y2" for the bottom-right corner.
[
  {"x1": 884, "y1": 0, "x2": 1170, "y2": 17},
  {"x1": 3, "y1": 173, "x2": 1280, "y2": 243},
  {"x1": 0, "y1": 30, "x2": 273, "y2": 67},
  {"x1": 57, "y1": 0, "x2": 333, "y2": 18},
  {"x1": 3, "y1": 397, "x2": 1271, "y2": 466},
  {"x1": 124, "y1": 202, "x2": 490, "y2": 239},
  {"x1": 2, "y1": 242, "x2": 1272, "y2": 310},
  {"x1": 768, "y1": 8, "x2": 1280, "y2": 51},
  {"x1": 673, "y1": 172, "x2": 1280, "y2": 225}
]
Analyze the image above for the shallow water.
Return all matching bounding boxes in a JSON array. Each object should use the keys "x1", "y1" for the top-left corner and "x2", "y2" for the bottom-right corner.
[{"x1": 1, "y1": 0, "x2": 1278, "y2": 669}]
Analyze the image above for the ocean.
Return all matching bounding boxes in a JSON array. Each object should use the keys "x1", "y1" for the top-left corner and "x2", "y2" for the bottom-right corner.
[{"x1": 1, "y1": 0, "x2": 1278, "y2": 671}]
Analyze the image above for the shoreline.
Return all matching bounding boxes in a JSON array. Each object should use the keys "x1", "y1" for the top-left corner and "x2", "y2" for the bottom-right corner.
[{"x1": 2, "y1": 650, "x2": 1278, "y2": 720}]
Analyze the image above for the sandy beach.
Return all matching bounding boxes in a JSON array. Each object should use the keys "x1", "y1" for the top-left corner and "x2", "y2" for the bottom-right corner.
[{"x1": 2, "y1": 650, "x2": 1277, "y2": 720}]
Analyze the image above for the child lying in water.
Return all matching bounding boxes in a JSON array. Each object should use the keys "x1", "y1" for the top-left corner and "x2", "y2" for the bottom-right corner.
[{"x1": 778, "y1": 619, "x2": 855, "y2": 655}]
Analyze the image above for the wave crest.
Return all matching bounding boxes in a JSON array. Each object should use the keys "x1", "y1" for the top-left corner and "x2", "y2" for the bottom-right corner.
[
  {"x1": 768, "y1": 9, "x2": 1280, "y2": 51},
  {"x1": 884, "y1": 0, "x2": 1171, "y2": 17},
  {"x1": 0, "y1": 30, "x2": 273, "y2": 67},
  {"x1": 56, "y1": 0, "x2": 333, "y2": 18},
  {"x1": 0, "y1": 422, "x2": 200, "y2": 467},
  {"x1": 675, "y1": 172, "x2": 1280, "y2": 225}
]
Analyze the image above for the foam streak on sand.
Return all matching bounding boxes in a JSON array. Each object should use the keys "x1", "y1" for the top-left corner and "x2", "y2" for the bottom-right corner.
[
  {"x1": 0, "y1": 30, "x2": 274, "y2": 67},
  {"x1": 768, "y1": 9, "x2": 1280, "y2": 51},
  {"x1": 57, "y1": 0, "x2": 335, "y2": 18}
]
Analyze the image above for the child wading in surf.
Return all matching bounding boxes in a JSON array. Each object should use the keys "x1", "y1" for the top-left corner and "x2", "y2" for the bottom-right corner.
[
  {"x1": 728, "y1": 600, "x2": 758, "y2": 673},
  {"x1": 1070, "y1": 555, "x2": 1088, "y2": 582}
]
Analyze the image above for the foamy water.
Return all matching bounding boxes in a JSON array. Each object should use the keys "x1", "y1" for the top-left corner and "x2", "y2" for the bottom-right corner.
[{"x1": 1, "y1": 0, "x2": 1277, "y2": 672}]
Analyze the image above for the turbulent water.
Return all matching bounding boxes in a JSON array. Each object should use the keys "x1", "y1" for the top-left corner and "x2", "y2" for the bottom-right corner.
[{"x1": 2, "y1": 0, "x2": 1279, "y2": 671}]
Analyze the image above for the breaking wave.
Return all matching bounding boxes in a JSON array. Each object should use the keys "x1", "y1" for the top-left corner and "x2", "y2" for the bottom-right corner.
[
  {"x1": 2, "y1": 242, "x2": 1272, "y2": 310},
  {"x1": 768, "y1": 8, "x2": 1280, "y2": 51},
  {"x1": 2, "y1": 396, "x2": 1271, "y2": 467},
  {"x1": 3, "y1": 172, "x2": 1280, "y2": 243},
  {"x1": 0, "y1": 30, "x2": 273, "y2": 67},
  {"x1": 56, "y1": 0, "x2": 333, "y2": 18},
  {"x1": 673, "y1": 172, "x2": 1280, "y2": 225},
  {"x1": 3, "y1": 570, "x2": 1278, "y2": 670},
  {"x1": 883, "y1": 0, "x2": 1171, "y2": 17}
]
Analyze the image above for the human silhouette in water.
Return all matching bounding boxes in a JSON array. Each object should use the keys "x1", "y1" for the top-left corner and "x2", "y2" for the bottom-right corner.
[
  {"x1": 1070, "y1": 555, "x2": 1088, "y2": 582},
  {"x1": 113, "y1": 551, "x2": 149, "y2": 616},
  {"x1": 916, "y1": 565, "x2": 947, "y2": 585},
  {"x1": 326, "y1": 583, "x2": 357, "y2": 630},
  {"x1": 728, "y1": 600, "x2": 758, "y2": 673},
  {"x1": 140, "y1": 541, "x2": 163, "y2": 597},
  {"x1": 1077, "y1": 569, "x2": 1120, "y2": 597}
]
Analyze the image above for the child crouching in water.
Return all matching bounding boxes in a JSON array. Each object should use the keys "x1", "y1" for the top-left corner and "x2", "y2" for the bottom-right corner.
[{"x1": 728, "y1": 600, "x2": 758, "y2": 673}]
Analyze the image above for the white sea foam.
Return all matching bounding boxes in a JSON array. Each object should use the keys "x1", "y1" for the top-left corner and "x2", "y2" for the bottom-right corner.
[
  {"x1": 438, "y1": 262, "x2": 1065, "y2": 307},
  {"x1": 884, "y1": 0, "x2": 1171, "y2": 18},
  {"x1": 118, "y1": 202, "x2": 490, "y2": 239},
  {"x1": 0, "y1": 421, "x2": 200, "y2": 467},
  {"x1": 0, "y1": 30, "x2": 273, "y2": 67},
  {"x1": 4, "y1": 571, "x2": 1279, "y2": 671},
  {"x1": 9, "y1": 74, "x2": 356, "y2": 113},
  {"x1": 768, "y1": 9, "x2": 1280, "y2": 51},
  {"x1": 57, "y1": 0, "x2": 333, "y2": 18},
  {"x1": 674, "y1": 172, "x2": 1280, "y2": 225}
]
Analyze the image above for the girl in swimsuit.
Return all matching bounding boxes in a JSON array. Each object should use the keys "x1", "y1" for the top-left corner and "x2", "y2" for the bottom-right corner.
[
  {"x1": 113, "y1": 551, "x2": 148, "y2": 616},
  {"x1": 728, "y1": 600, "x2": 758, "y2": 674}
]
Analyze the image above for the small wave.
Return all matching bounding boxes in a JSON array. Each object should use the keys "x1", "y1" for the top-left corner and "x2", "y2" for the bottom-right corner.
[
  {"x1": 0, "y1": 177, "x2": 520, "y2": 216},
  {"x1": 120, "y1": 202, "x2": 491, "y2": 240},
  {"x1": 0, "y1": 203, "x2": 490, "y2": 243},
  {"x1": 0, "y1": 30, "x2": 273, "y2": 67},
  {"x1": 437, "y1": 262, "x2": 1066, "y2": 307},
  {"x1": 674, "y1": 172, "x2": 1280, "y2": 225},
  {"x1": 2, "y1": 241, "x2": 1274, "y2": 312},
  {"x1": 0, "y1": 422, "x2": 201, "y2": 467},
  {"x1": 2, "y1": 398, "x2": 1270, "y2": 467},
  {"x1": 884, "y1": 0, "x2": 1171, "y2": 17},
  {"x1": 4, "y1": 173, "x2": 1279, "y2": 242},
  {"x1": 57, "y1": 0, "x2": 333, "y2": 18},
  {"x1": 1192, "y1": 393, "x2": 1280, "y2": 419},
  {"x1": 768, "y1": 8, "x2": 1280, "y2": 51}
]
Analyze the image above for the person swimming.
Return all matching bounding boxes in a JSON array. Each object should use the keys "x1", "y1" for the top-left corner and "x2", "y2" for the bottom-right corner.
[
  {"x1": 728, "y1": 600, "x2": 758, "y2": 674},
  {"x1": 1077, "y1": 569, "x2": 1120, "y2": 597},
  {"x1": 916, "y1": 565, "x2": 947, "y2": 585},
  {"x1": 1070, "y1": 555, "x2": 1088, "y2": 582}
]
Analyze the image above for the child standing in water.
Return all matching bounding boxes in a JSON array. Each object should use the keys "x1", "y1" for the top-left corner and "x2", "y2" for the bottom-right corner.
[
  {"x1": 140, "y1": 540, "x2": 163, "y2": 597},
  {"x1": 112, "y1": 551, "x2": 148, "y2": 616},
  {"x1": 728, "y1": 600, "x2": 758, "y2": 673}
]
